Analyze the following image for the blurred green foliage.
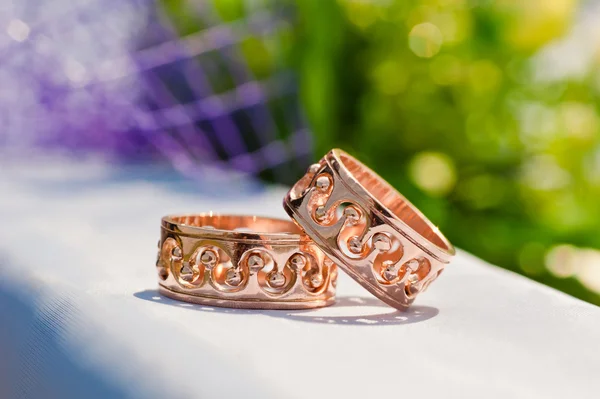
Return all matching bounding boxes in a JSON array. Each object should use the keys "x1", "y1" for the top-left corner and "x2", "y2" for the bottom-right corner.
[
  {"x1": 294, "y1": 0, "x2": 600, "y2": 304},
  {"x1": 163, "y1": 0, "x2": 600, "y2": 305}
]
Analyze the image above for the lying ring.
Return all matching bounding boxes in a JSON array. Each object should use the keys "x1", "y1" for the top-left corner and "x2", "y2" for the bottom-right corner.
[{"x1": 156, "y1": 214, "x2": 337, "y2": 309}]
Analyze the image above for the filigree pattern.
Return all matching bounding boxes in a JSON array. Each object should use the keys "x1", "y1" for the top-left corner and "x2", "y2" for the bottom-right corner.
[
  {"x1": 284, "y1": 150, "x2": 453, "y2": 309},
  {"x1": 305, "y1": 167, "x2": 438, "y2": 294},
  {"x1": 156, "y1": 217, "x2": 337, "y2": 309}
]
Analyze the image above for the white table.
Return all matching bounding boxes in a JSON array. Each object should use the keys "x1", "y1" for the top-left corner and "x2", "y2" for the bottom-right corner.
[{"x1": 1, "y1": 158, "x2": 598, "y2": 399}]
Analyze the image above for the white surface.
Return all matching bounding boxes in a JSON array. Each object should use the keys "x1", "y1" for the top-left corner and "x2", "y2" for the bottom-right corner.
[{"x1": 0, "y1": 159, "x2": 599, "y2": 399}]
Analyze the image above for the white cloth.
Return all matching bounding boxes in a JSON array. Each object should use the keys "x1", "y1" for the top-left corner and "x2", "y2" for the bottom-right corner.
[{"x1": 0, "y1": 158, "x2": 599, "y2": 399}]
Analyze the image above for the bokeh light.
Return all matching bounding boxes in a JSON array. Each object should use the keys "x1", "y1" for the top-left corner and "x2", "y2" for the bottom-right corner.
[
  {"x1": 6, "y1": 19, "x2": 30, "y2": 42},
  {"x1": 409, "y1": 152, "x2": 456, "y2": 197},
  {"x1": 409, "y1": 22, "x2": 444, "y2": 58}
]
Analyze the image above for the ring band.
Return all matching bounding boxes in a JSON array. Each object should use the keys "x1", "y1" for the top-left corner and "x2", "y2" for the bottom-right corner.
[
  {"x1": 156, "y1": 214, "x2": 337, "y2": 309},
  {"x1": 283, "y1": 149, "x2": 455, "y2": 310}
]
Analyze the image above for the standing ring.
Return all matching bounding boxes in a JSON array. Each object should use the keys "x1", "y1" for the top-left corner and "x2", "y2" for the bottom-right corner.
[{"x1": 283, "y1": 149, "x2": 455, "y2": 310}]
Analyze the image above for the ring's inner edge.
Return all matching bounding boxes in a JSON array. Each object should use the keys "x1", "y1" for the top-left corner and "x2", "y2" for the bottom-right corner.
[
  {"x1": 339, "y1": 152, "x2": 450, "y2": 251},
  {"x1": 169, "y1": 214, "x2": 303, "y2": 235}
]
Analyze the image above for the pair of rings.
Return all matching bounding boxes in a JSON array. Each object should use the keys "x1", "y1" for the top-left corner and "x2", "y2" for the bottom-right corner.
[{"x1": 155, "y1": 149, "x2": 455, "y2": 310}]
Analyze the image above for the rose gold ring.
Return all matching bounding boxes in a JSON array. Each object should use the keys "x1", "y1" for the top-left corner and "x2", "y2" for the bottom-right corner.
[
  {"x1": 283, "y1": 149, "x2": 455, "y2": 310},
  {"x1": 156, "y1": 214, "x2": 337, "y2": 309}
]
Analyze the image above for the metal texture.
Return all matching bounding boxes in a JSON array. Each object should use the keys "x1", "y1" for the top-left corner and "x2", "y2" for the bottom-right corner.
[
  {"x1": 157, "y1": 214, "x2": 337, "y2": 309},
  {"x1": 283, "y1": 149, "x2": 455, "y2": 310}
]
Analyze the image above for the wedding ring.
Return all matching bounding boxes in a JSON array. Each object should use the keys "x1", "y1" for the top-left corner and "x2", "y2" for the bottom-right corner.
[
  {"x1": 283, "y1": 149, "x2": 454, "y2": 310},
  {"x1": 156, "y1": 214, "x2": 337, "y2": 309}
]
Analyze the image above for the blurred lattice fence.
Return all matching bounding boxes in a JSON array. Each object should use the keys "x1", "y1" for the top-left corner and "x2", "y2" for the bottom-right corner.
[{"x1": 0, "y1": 0, "x2": 311, "y2": 184}]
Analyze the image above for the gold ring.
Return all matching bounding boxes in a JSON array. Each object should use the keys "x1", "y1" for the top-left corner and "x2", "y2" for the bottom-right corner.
[
  {"x1": 283, "y1": 149, "x2": 455, "y2": 310},
  {"x1": 156, "y1": 214, "x2": 337, "y2": 309}
]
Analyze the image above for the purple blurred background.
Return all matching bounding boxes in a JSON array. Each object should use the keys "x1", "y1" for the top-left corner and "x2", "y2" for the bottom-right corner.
[{"x1": 0, "y1": 0, "x2": 311, "y2": 183}]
